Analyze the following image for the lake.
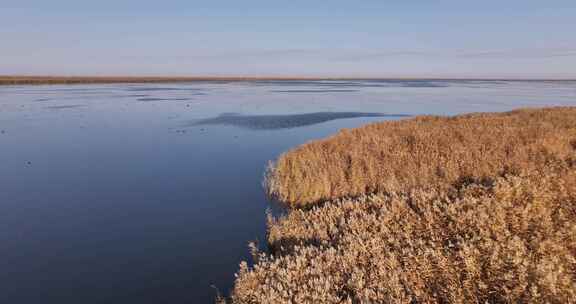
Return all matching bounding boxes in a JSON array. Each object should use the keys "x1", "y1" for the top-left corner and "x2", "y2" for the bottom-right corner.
[{"x1": 1, "y1": 80, "x2": 575, "y2": 303}]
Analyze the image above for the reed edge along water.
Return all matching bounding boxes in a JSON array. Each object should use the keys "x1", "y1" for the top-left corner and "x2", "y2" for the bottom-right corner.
[{"x1": 228, "y1": 107, "x2": 576, "y2": 303}]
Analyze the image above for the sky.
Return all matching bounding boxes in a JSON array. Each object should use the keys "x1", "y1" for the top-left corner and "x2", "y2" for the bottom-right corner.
[{"x1": 1, "y1": 1, "x2": 575, "y2": 78}]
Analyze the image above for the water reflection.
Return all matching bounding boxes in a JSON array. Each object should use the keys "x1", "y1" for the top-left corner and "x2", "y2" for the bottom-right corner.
[{"x1": 190, "y1": 112, "x2": 410, "y2": 130}]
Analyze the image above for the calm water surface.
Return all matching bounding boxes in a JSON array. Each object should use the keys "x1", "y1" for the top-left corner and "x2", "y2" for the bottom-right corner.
[{"x1": 1, "y1": 80, "x2": 575, "y2": 303}]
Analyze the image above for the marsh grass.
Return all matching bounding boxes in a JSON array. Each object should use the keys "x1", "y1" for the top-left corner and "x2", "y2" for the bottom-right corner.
[
  {"x1": 227, "y1": 107, "x2": 576, "y2": 303},
  {"x1": 232, "y1": 165, "x2": 576, "y2": 303},
  {"x1": 266, "y1": 107, "x2": 576, "y2": 207}
]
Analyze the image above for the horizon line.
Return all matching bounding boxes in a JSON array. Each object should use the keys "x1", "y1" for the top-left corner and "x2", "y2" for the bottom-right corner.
[{"x1": 1, "y1": 75, "x2": 576, "y2": 85}]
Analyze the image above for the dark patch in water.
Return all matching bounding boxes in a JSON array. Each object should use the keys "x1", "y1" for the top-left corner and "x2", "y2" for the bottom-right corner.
[
  {"x1": 124, "y1": 94, "x2": 150, "y2": 98},
  {"x1": 253, "y1": 80, "x2": 375, "y2": 88},
  {"x1": 34, "y1": 98, "x2": 51, "y2": 102},
  {"x1": 398, "y1": 81, "x2": 448, "y2": 88},
  {"x1": 127, "y1": 87, "x2": 206, "y2": 92},
  {"x1": 137, "y1": 97, "x2": 193, "y2": 102},
  {"x1": 251, "y1": 80, "x2": 449, "y2": 88},
  {"x1": 270, "y1": 89, "x2": 360, "y2": 93},
  {"x1": 190, "y1": 112, "x2": 410, "y2": 130},
  {"x1": 44, "y1": 105, "x2": 86, "y2": 110}
]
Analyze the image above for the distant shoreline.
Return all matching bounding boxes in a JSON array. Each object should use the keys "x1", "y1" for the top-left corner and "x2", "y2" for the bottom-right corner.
[{"x1": 1, "y1": 76, "x2": 575, "y2": 86}]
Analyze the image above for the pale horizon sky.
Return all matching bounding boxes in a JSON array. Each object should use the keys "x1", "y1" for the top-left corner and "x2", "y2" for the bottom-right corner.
[{"x1": 1, "y1": 1, "x2": 576, "y2": 78}]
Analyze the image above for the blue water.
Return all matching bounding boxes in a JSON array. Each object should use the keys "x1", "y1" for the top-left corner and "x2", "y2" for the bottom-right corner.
[{"x1": 1, "y1": 80, "x2": 575, "y2": 303}]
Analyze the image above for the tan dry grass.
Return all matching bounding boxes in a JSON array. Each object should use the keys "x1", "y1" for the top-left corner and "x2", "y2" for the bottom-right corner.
[
  {"x1": 266, "y1": 107, "x2": 576, "y2": 207},
  {"x1": 226, "y1": 107, "x2": 576, "y2": 303},
  {"x1": 231, "y1": 164, "x2": 576, "y2": 303}
]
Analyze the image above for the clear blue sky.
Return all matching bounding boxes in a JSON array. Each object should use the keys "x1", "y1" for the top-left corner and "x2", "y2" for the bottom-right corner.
[{"x1": 1, "y1": 1, "x2": 575, "y2": 78}]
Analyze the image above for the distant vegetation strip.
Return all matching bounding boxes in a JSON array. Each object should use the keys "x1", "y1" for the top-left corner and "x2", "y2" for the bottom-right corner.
[
  {"x1": 266, "y1": 107, "x2": 576, "y2": 207},
  {"x1": 225, "y1": 107, "x2": 576, "y2": 303},
  {"x1": 0, "y1": 76, "x2": 348, "y2": 85}
]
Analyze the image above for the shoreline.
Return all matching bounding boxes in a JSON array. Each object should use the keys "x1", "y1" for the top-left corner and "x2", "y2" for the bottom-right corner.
[{"x1": 1, "y1": 76, "x2": 576, "y2": 86}]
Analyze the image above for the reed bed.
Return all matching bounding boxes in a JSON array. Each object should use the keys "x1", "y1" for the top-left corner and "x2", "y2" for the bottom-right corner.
[
  {"x1": 231, "y1": 165, "x2": 576, "y2": 303},
  {"x1": 226, "y1": 107, "x2": 576, "y2": 303},
  {"x1": 266, "y1": 107, "x2": 576, "y2": 207}
]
